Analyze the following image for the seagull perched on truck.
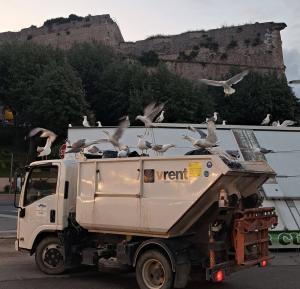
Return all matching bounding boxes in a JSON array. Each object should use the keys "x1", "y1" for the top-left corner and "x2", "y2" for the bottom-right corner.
[{"x1": 199, "y1": 70, "x2": 249, "y2": 96}]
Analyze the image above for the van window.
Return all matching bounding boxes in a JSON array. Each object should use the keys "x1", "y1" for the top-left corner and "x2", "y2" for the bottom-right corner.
[{"x1": 24, "y1": 166, "x2": 58, "y2": 206}]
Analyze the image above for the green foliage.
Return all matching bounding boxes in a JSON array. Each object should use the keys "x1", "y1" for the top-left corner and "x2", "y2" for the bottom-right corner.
[
  {"x1": 43, "y1": 14, "x2": 83, "y2": 26},
  {"x1": 28, "y1": 63, "x2": 89, "y2": 134},
  {"x1": 0, "y1": 42, "x2": 88, "y2": 135},
  {"x1": 205, "y1": 69, "x2": 299, "y2": 125},
  {"x1": 227, "y1": 39, "x2": 238, "y2": 49},
  {"x1": 200, "y1": 37, "x2": 219, "y2": 52},
  {"x1": 177, "y1": 50, "x2": 199, "y2": 61},
  {"x1": 0, "y1": 41, "x2": 299, "y2": 144},
  {"x1": 138, "y1": 51, "x2": 160, "y2": 67}
]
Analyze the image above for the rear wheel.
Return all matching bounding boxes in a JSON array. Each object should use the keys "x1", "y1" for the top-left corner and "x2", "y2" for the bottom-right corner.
[
  {"x1": 136, "y1": 250, "x2": 174, "y2": 289},
  {"x1": 35, "y1": 236, "x2": 66, "y2": 275}
]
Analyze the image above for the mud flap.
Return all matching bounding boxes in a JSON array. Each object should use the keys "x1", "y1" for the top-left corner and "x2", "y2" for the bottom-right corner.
[{"x1": 174, "y1": 261, "x2": 191, "y2": 288}]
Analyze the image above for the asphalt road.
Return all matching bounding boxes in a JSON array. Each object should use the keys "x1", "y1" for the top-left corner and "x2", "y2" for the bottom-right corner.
[
  {"x1": 0, "y1": 196, "x2": 17, "y2": 237},
  {"x1": 1, "y1": 238, "x2": 300, "y2": 289}
]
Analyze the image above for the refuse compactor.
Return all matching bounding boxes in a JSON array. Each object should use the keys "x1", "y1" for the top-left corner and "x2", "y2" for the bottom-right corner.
[{"x1": 16, "y1": 155, "x2": 277, "y2": 289}]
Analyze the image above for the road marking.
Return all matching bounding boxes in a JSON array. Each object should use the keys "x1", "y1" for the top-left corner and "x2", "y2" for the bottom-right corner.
[
  {"x1": 0, "y1": 214, "x2": 17, "y2": 219},
  {"x1": 0, "y1": 230, "x2": 16, "y2": 233}
]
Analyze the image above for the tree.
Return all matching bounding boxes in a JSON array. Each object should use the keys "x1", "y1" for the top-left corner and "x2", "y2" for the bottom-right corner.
[
  {"x1": 202, "y1": 69, "x2": 300, "y2": 125},
  {"x1": 0, "y1": 42, "x2": 65, "y2": 125},
  {"x1": 28, "y1": 62, "x2": 89, "y2": 135}
]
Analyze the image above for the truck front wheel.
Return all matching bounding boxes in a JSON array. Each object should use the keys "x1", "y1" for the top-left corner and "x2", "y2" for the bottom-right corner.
[
  {"x1": 35, "y1": 236, "x2": 66, "y2": 275},
  {"x1": 136, "y1": 250, "x2": 174, "y2": 289}
]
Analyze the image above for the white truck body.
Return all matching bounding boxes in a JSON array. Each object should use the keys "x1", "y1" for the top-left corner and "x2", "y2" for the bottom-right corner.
[{"x1": 15, "y1": 154, "x2": 277, "y2": 289}]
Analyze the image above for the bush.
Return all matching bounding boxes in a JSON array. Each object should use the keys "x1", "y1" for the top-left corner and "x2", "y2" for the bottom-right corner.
[{"x1": 138, "y1": 50, "x2": 160, "y2": 67}]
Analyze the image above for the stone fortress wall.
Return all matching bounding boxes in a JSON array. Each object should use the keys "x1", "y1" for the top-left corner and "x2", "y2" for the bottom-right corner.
[{"x1": 0, "y1": 14, "x2": 286, "y2": 80}]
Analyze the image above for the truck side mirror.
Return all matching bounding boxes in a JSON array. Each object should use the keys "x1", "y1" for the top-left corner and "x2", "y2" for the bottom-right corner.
[{"x1": 19, "y1": 208, "x2": 26, "y2": 218}]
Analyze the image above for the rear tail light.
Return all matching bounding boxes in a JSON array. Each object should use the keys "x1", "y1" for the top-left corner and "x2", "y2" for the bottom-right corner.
[
  {"x1": 214, "y1": 270, "x2": 225, "y2": 282},
  {"x1": 259, "y1": 260, "x2": 268, "y2": 267}
]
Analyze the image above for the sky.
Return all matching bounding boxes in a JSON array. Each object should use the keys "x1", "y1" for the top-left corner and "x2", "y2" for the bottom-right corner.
[{"x1": 0, "y1": 0, "x2": 300, "y2": 96}]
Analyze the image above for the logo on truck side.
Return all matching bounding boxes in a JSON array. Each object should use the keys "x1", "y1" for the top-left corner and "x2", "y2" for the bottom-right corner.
[{"x1": 143, "y1": 162, "x2": 202, "y2": 183}]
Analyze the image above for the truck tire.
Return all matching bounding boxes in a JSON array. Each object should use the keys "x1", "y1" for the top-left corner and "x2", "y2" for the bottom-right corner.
[
  {"x1": 35, "y1": 236, "x2": 66, "y2": 275},
  {"x1": 136, "y1": 249, "x2": 174, "y2": 289}
]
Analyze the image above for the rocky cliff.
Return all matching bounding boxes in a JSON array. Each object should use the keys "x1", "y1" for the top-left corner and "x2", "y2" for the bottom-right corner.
[
  {"x1": 0, "y1": 15, "x2": 286, "y2": 80},
  {"x1": 0, "y1": 14, "x2": 124, "y2": 49}
]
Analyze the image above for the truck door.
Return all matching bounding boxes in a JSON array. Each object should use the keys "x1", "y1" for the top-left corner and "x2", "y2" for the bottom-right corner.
[{"x1": 17, "y1": 164, "x2": 60, "y2": 250}]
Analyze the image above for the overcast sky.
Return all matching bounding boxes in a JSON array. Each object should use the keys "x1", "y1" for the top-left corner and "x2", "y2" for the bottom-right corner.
[{"x1": 0, "y1": 0, "x2": 300, "y2": 96}]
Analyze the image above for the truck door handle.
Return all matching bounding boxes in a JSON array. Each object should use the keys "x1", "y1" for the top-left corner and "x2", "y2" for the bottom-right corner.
[
  {"x1": 37, "y1": 203, "x2": 46, "y2": 208},
  {"x1": 50, "y1": 210, "x2": 56, "y2": 223}
]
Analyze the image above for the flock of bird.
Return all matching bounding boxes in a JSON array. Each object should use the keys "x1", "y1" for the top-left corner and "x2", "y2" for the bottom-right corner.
[{"x1": 26, "y1": 72, "x2": 300, "y2": 161}]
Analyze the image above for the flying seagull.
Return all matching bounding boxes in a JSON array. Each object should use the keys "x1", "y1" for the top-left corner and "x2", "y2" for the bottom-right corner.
[
  {"x1": 261, "y1": 114, "x2": 271, "y2": 125},
  {"x1": 66, "y1": 139, "x2": 102, "y2": 153},
  {"x1": 28, "y1": 128, "x2": 57, "y2": 158},
  {"x1": 151, "y1": 144, "x2": 175, "y2": 155},
  {"x1": 289, "y1": 80, "x2": 300, "y2": 84},
  {"x1": 101, "y1": 116, "x2": 130, "y2": 150},
  {"x1": 199, "y1": 70, "x2": 249, "y2": 96},
  {"x1": 155, "y1": 110, "x2": 165, "y2": 123},
  {"x1": 37, "y1": 138, "x2": 52, "y2": 157},
  {"x1": 82, "y1": 116, "x2": 90, "y2": 127},
  {"x1": 254, "y1": 147, "x2": 274, "y2": 154},
  {"x1": 183, "y1": 120, "x2": 218, "y2": 149},
  {"x1": 136, "y1": 102, "x2": 165, "y2": 134},
  {"x1": 28, "y1": 127, "x2": 57, "y2": 143}
]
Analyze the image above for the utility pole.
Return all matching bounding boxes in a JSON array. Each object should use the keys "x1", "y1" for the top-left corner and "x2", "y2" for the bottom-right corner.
[{"x1": 9, "y1": 153, "x2": 13, "y2": 194}]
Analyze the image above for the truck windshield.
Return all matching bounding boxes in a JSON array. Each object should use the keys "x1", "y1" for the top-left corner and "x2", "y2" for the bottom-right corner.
[{"x1": 23, "y1": 166, "x2": 58, "y2": 206}]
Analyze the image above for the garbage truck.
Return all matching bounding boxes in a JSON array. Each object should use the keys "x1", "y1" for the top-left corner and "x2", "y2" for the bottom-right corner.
[{"x1": 15, "y1": 154, "x2": 277, "y2": 289}]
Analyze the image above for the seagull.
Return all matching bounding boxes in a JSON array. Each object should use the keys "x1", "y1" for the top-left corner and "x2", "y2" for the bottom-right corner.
[
  {"x1": 66, "y1": 139, "x2": 102, "y2": 153},
  {"x1": 28, "y1": 128, "x2": 57, "y2": 158},
  {"x1": 272, "y1": 121, "x2": 280, "y2": 127},
  {"x1": 86, "y1": 145, "x2": 102, "y2": 155},
  {"x1": 82, "y1": 116, "x2": 90, "y2": 127},
  {"x1": 289, "y1": 80, "x2": 300, "y2": 84},
  {"x1": 68, "y1": 124, "x2": 72, "y2": 128},
  {"x1": 187, "y1": 125, "x2": 197, "y2": 132},
  {"x1": 101, "y1": 116, "x2": 130, "y2": 150},
  {"x1": 226, "y1": 150, "x2": 240, "y2": 159},
  {"x1": 155, "y1": 110, "x2": 165, "y2": 123},
  {"x1": 135, "y1": 102, "x2": 165, "y2": 134},
  {"x1": 137, "y1": 135, "x2": 152, "y2": 155},
  {"x1": 261, "y1": 114, "x2": 271, "y2": 125},
  {"x1": 183, "y1": 120, "x2": 218, "y2": 149},
  {"x1": 151, "y1": 144, "x2": 175, "y2": 155},
  {"x1": 37, "y1": 138, "x2": 52, "y2": 157},
  {"x1": 28, "y1": 127, "x2": 57, "y2": 143},
  {"x1": 199, "y1": 70, "x2": 249, "y2": 96},
  {"x1": 206, "y1": 147, "x2": 237, "y2": 162},
  {"x1": 96, "y1": 121, "x2": 102, "y2": 127},
  {"x1": 222, "y1": 120, "x2": 227, "y2": 125},
  {"x1": 254, "y1": 147, "x2": 274, "y2": 154},
  {"x1": 278, "y1": 120, "x2": 296, "y2": 127},
  {"x1": 213, "y1": 112, "x2": 218, "y2": 122},
  {"x1": 118, "y1": 145, "x2": 130, "y2": 158}
]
